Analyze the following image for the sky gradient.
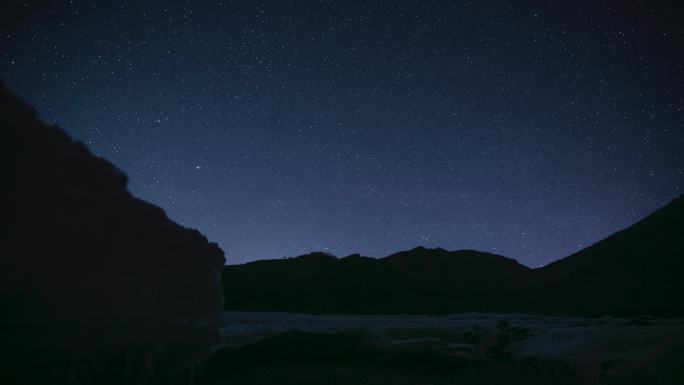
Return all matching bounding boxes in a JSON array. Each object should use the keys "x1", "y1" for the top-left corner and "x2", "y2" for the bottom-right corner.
[{"x1": 2, "y1": 0, "x2": 682, "y2": 266}]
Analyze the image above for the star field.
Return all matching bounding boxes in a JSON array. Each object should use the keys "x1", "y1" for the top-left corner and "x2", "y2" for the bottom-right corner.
[{"x1": 1, "y1": 0, "x2": 682, "y2": 266}]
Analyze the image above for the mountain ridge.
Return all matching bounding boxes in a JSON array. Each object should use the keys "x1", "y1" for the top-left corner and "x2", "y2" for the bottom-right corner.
[
  {"x1": 224, "y1": 194, "x2": 683, "y2": 317},
  {"x1": 231, "y1": 246, "x2": 531, "y2": 269}
]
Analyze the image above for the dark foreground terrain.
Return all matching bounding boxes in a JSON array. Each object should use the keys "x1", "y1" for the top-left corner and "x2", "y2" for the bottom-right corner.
[
  {"x1": 2, "y1": 82, "x2": 225, "y2": 384},
  {"x1": 201, "y1": 312, "x2": 684, "y2": 385}
]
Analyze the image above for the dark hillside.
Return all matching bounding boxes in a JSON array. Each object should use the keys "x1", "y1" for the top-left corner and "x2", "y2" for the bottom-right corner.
[
  {"x1": 1, "y1": 83, "x2": 226, "y2": 385},
  {"x1": 534, "y1": 195, "x2": 684, "y2": 316}
]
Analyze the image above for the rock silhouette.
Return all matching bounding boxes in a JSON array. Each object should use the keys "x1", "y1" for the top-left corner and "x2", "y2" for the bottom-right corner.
[
  {"x1": 1, "y1": 82, "x2": 225, "y2": 384},
  {"x1": 224, "y1": 195, "x2": 684, "y2": 317}
]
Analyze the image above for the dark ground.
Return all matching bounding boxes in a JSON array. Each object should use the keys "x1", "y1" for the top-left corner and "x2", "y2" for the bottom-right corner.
[{"x1": 200, "y1": 312, "x2": 684, "y2": 385}]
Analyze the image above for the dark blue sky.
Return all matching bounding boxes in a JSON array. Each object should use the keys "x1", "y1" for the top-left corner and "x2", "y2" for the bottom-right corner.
[{"x1": 2, "y1": 0, "x2": 682, "y2": 266}]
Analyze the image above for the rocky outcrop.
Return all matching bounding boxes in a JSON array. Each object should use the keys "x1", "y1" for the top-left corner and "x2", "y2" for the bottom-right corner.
[{"x1": 1, "y1": 82, "x2": 226, "y2": 384}]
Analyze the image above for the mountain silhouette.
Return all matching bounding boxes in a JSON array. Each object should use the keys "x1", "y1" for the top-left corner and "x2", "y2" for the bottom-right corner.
[
  {"x1": 224, "y1": 247, "x2": 533, "y2": 314},
  {"x1": 224, "y1": 195, "x2": 684, "y2": 317},
  {"x1": 1, "y1": 82, "x2": 225, "y2": 384},
  {"x1": 532, "y1": 194, "x2": 684, "y2": 316}
]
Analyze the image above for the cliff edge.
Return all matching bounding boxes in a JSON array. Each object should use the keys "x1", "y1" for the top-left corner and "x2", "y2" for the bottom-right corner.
[{"x1": 1, "y1": 82, "x2": 226, "y2": 385}]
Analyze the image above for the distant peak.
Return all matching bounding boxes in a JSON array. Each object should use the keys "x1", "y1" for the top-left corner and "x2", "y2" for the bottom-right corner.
[
  {"x1": 342, "y1": 253, "x2": 362, "y2": 259},
  {"x1": 405, "y1": 246, "x2": 450, "y2": 254},
  {"x1": 295, "y1": 252, "x2": 337, "y2": 261}
]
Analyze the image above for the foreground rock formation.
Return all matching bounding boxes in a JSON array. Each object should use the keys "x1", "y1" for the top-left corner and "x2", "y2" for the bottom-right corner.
[{"x1": 1, "y1": 82, "x2": 225, "y2": 385}]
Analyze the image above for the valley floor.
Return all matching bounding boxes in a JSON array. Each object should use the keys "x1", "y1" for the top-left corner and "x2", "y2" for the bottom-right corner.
[{"x1": 205, "y1": 312, "x2": 684, "y2": 385}]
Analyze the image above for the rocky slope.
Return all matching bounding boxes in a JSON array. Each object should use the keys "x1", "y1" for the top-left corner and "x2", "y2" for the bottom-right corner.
[{"x1": 1, "y1": 82, "x2": 226, "y2": 385}]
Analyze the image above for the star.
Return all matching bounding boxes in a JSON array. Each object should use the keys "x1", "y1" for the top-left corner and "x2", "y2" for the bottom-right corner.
[{"x1": 1, "y1": 0, "x2": 680, "y2": 266}]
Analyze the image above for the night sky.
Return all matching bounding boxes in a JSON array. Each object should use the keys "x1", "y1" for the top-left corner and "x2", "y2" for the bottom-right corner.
[{"x1": 2, "y1": 1, "x2": 682, "y2": 266}]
